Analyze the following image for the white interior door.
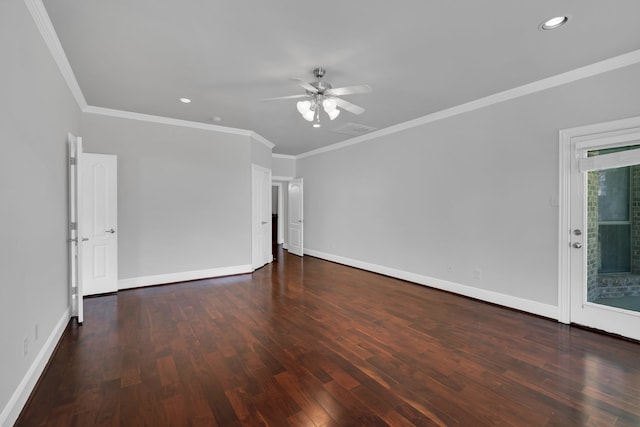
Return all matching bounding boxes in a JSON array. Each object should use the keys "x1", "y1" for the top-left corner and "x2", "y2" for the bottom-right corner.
[
  {"x1": 273, "y1": 182, "x2": 284, "y2": 244},
  {"x1": 252, "y1": 164, "x2": 272, "y2": 270},
  {"x1": 68, "y1": 133, "x2": 83, "y2": 323},
  {"x1": 288, "y1": 178, "x2": 304, "y2": 257},
  {"x1": 562, "y1": 119, "x2": 640, "y2": 341},
  {"x1": 81, "y1": 153, "x2": 118, "y2": 295}
]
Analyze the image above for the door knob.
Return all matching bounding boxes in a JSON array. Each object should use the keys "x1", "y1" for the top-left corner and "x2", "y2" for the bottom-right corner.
[
  {"x1": 572, "y1": 242, "x2": 582, "y2": 249},
  {"x1": 82, "y1": 237, "x2": 89, "y2": 242},
  {"x1": 106, "y1": 229, "x2": 116, "y2": 234},
  {"x1": 261, "y1": 221, "x2": 268, "y2": 225}
]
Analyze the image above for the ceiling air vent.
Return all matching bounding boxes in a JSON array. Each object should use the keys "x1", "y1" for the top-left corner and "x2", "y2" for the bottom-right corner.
[{"x1": 331, "y1": 122, "x2": 377, "y2": 137}]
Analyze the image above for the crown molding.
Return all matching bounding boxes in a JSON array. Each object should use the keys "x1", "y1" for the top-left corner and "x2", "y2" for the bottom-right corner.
[
  {"x1": 272, "y1": 154, "x2": 297, "y2": 160},
  {"x1": 27, "y1": 0, "x2": 276, "y2": 149},
  {"x1": 27, "y1": 0, "x2": 639, "y2": 160},
  {"x1": 24, "y1": 0, "x2": 87, "y2": 109},
  {"x1": 250, "y1": 132, "x2": 275, "y2": 149},
  {"x1": 83, "y1": 105, "x2": 243, "y2": 136},
  {"x1": 84, "y1": 106, "x2": 275, "y2": 149},
  {"x1": 297, "y1": 49, "x2": 640, "y2": 160}
]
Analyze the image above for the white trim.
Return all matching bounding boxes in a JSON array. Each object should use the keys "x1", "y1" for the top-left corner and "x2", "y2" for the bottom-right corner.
[
  {"x1": 272, "y1": 182, "x2": 285, "y2": 244},
  {"x1": 579, "y1": 147, "x2": 640, "y2": 172},
  {"x1": 22, "y1": 0, "x2": 277, "y2": 147},
  {"x1": 305, "y1": 249, "x2": 558, "y2": 320},
  {"x1": 297, "y1": 49, "x2": 640, "y2": 160},
  {"x1": 272, "y1": 154, "x2": 297, "y2": 160},
  {"x1": 558, "y1": 129, "x2": 573, "y2": 324},
  {"x1": 84, "y1": 106, "x2": 252, "y2": 136},
  {"x1": 251, "y1": 164, "x2": 273, "y2": 270},
  {"x1": 558, "y1": 115, "x2": 640, "y2": 325},
  {"x1": 250, "y1": 132, "x2": 275, "y2": 149},
  {"x1": 0, "y1": 308, "x2": 70, "y2": 427},
  {"x1": 272, "y1": 176, "x2": 294, "y2": 181},
  {"x1": 562, "y1": 116, "x2": 640, "y2": 141},
  {"x1": 118, "y1": 265, "x2": 252, "y2": 290},
  {"x1": 84, "y1": 107, "x2": 276, "y2": 147},
  {"x1": 28, "y1": 0, "x2": 640, "y2": 163},
  {"x1": 24, "y1": 0, "x2": 87, "y2": 109}
]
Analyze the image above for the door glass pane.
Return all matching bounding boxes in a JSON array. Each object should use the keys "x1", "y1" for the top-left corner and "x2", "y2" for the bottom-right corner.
[
  {"x1": 587, "y1": 164, "x2": 640, "y2": 313},
  {"x1": 598, "y1": 224, "x2": 631, "y2": 273},
  {"x1": 597, "y1": 168, "x2": 629, "y2": 222}
]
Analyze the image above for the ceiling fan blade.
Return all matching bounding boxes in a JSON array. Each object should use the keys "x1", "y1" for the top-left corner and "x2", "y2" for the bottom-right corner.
[
  {"x1": 262, "y1": 94, "x2": 310, "y2": 101},
  {"x1": 290, "y1": 78, "x2": 318, "y2": 93},
  {"x1": 335, "y1": 98, "x2": 365, "y2": 115},
  {"x1": 326, "y1": 84, "x2": 372, "y2": 96}
]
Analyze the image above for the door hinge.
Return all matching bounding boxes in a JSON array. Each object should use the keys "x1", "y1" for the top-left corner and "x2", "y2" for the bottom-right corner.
[
  {"x1": 70, "y1": 157, "x2": 77, "y2": 166},
  {"x1": 70, "y1": 222, "x2": 77, "y2": 230}
]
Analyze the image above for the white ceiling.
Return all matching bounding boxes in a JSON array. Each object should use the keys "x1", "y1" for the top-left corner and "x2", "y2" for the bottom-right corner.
[{"x1": 43, "y1": 0, "x2": 640, "y2": 155}]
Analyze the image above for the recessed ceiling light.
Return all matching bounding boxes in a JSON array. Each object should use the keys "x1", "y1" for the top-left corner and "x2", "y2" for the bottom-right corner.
[
  {"x1": 540, "y1": 16, "x2": 568, "y2": 30},
  {"x1": 179, "y1": 97, "x2": 191, "y2": 104},
  {"x1": 313, "y1": 123, "x2": 320, "y2": 128}
]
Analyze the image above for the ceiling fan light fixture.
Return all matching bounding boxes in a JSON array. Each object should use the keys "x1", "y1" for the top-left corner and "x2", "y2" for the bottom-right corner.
[
  {"x1": 263, "y1": 67, "x2": 369, "y2": 126},
  {"x1": 297, "y1": 100, "x2": 311, "y2": 114},
  {"x1": 302, "y1": 109, "x2": 315, "y2": 121},
  {"x1": 327, "y1": 108, "x2": 340, "y2": 120},
  {"x1": 322, "y1": 98, "x2": 337, "y2": 113}
]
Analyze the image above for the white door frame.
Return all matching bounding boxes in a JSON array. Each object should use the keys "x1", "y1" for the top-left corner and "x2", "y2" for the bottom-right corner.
[
  {"x1": 252, "y1": 164, "x2": 272, "y2": 270},
  {"x1": 273, "y1": 176, "x2": 294, "y2": 250},
  {"x1": 288, "y1": 178, "x2": 304, "y2": 257},
  {"x1": 68, "y1": 133, "x2": 84, "y2": 323},
  {"x1": 272, "y1": 182, "x2": 285, "y2": 244},
  {"x1": 558, "y1": 115, "x2": 640, "y2": 324}
]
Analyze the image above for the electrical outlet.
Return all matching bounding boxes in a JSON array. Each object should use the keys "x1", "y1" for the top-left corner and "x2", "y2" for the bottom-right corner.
[
  {"x1": 23, "y1": 337, "x2": 28, "y2": 357},
  {"x1": 446, "y1": 264, "x2": 454, "y2": 273},
  {"x1": 473, "y1": 269, "x2": 482, "y2": 280}
]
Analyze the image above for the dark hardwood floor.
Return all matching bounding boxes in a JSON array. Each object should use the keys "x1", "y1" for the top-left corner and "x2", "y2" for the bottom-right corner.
[{"x1": 17, "y1": 248, "x2": 640, "y2": 426}]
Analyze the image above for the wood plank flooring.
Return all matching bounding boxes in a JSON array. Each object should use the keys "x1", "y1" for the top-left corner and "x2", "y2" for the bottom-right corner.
[{"x1": 17, "y1": 249, "x2": 640, "y2": 426}]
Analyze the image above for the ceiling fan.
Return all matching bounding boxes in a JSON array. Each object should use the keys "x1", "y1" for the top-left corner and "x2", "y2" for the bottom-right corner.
[{"x1": 263, "y1": 67, "x2": 372, "y2": 127}]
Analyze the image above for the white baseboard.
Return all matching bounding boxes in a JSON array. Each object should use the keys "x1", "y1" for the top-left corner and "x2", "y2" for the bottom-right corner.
[
  {"x1": 0, "y1": 308, "x2": 70, "y2": 427},
  {"x1": 118, "y1": 264, "x2": 252, "y2": 290},
  {"x1": 304, "y1": 249, "x2": 558, "y2": 320}
]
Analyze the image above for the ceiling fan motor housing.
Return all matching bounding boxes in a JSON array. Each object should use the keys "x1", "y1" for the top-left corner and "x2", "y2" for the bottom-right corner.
[
  {"x1": 313, "y1": 67, "x2": 326, "y2": 79},
  {"x1": 309, "y1": 67, "x2": 331, "y2": 95},
  {"x1": 309, "y1": 81, "x2": 332, "y2": 95}
]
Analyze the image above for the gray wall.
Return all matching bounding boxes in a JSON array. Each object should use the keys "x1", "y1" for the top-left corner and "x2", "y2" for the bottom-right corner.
[
  {"x1": 0, "y1": 0, "x2": 81, "y2": 422},
  {"x1": 298, "y1": 63, "x2": 640, "y2": 307},
  {"x1": 82, "y1": 114, "x2": 253, "y2": 280},
  {"x1": 250, "y1": 137, "x2": 272, "y2": 170},
  {"x1": 272, "y1": 155, "x2": 296, "y2": 178}
]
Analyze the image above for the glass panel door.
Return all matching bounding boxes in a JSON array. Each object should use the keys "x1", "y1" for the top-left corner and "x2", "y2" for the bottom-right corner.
[
  {"x1": 586, "y1": 164, "x2": 640, "y2": 313},
  {"x1": 569, "y1": 142, "x2": 640, "y2": 341}
]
